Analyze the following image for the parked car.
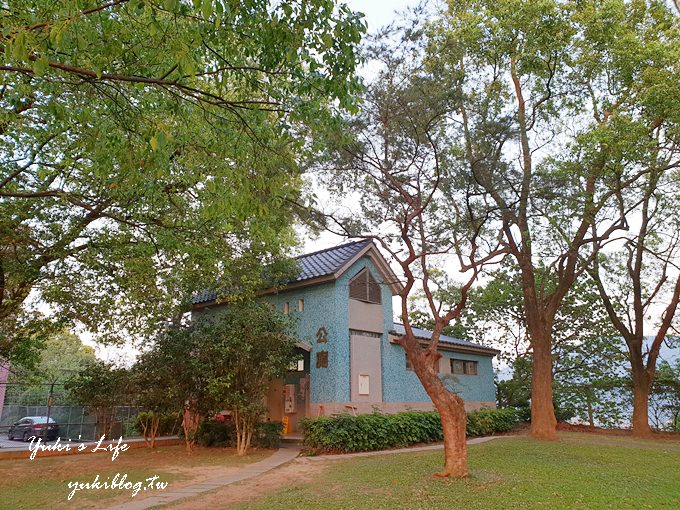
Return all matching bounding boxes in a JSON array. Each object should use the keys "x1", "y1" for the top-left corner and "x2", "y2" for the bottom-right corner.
[{"x1": 7, "y1": 416, "x2": 60, "y2": 442}]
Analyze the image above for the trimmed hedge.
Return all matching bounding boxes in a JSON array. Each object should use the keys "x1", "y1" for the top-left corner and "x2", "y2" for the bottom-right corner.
[
  {"x1": 301, "y1": 409, "x2": 517, "y2": 453},
  {"x1": 197, "y1": 420, "x2": 283, "y2": 449},
  {"x1": 466, "y1": 408, "x2": 518, "y2": 437}
]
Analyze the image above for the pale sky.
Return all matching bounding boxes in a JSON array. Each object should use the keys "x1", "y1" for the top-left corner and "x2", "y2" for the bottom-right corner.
[
  {"x1": 299, "y1": 0, "x2": 423, "y2": 254},
  {"x1": 346, "y1": 0, "x2": 421, "y2": 33}
]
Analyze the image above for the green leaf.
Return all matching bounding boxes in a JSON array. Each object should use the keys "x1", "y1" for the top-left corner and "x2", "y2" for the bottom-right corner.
[
  {"x1": 33, "y1": 55, "x2": 49, "y2": 76},
  {"x1": 202, "y1": 0, "x2": 213, "y2": 19}
]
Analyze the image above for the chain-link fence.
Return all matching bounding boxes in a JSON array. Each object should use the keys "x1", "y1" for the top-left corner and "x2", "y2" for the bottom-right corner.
[{"x1": 0, "y1": 381, "x2": 144, "y2": 441}]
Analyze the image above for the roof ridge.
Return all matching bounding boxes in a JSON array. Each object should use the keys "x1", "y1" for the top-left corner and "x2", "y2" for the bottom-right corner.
[
  {"x1": 295, "y1": 238, "x2": 372, "y2": 260},
  {"x1": 392, "y1": 322, "x2": 464, "y2": 340},
  {"x1": 391, "y1": 322, "x2": 499, "y2": 353},
  {"x1": 392, "y1": 321, "x2": 464, "y2": 338}
]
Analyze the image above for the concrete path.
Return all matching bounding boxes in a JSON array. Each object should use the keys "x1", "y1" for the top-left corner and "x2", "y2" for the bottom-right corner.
[{"x1": 103, "y1": 445, "x2": 301, "y2": 510}]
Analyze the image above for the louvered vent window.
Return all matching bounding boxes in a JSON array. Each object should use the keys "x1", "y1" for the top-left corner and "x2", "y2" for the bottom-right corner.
[{"x1": 349, "y1": 269, "x2": 382, "y2": 304}]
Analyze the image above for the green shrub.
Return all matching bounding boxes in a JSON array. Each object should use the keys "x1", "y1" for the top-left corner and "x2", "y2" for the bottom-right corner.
[
  {"x1": 466, "y1": 409, "x2": 518, "y2": 436},
  {"x1": 197, "y1": 420, "x2": 236, "y2": 447},
  {"x1": 301, "y1": 409, "x2": 518, "y2": 453},
  {"x1": 196, "y1": 420, "x2": 283, "y2": 449},
  {"x1": 254, "y1": 422, "x2": 283, "y2": 449},
  {"x1": 512, "y1": 401, "x2": 575, "y2": 423},
  {"x1": 133, "y1": 411, "x2": 180, "y2": 437}
]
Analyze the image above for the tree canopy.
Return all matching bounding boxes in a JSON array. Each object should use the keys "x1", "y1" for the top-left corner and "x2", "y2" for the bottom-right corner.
[
  {"x1": 0, "y1": 0, "x2": 365, "y2": 355},
  {"x1": 5, "y1": 328, "x2": 96, "y2": 404},
  {"x1": 422, "y1": 0, "x2": 680, "y2": 439},
  {"x1": 141, "y1": 301, "x2": 298, "y2": 453}
]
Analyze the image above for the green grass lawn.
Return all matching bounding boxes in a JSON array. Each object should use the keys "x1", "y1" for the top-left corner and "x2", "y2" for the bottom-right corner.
[
  {"x1": 0, "y1": 445, "x2": 272, "y2": 510},
  {"x1": 236, "y1": 433, "x2": 680, "y2": 510}
]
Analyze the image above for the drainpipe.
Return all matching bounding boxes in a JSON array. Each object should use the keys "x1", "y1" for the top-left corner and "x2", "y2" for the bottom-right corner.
[{"x1": 0, "y1": 360, "x2": 9, "y2": 423}]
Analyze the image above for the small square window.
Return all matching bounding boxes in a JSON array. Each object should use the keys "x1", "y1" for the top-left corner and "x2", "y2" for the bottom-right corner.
[
  {"x1": 316, "y1": 351, "x2": 328, "y2": 368},
  {"x1": 288, "y1": 359, "x2": 304, "y2": 372},
  {"x1": 288, "y1": 359, "x2": 305, "y2": 371},
  {"x1": 283, "y1": 302, "x2": 289, "y2": 315},
  {"x1": 298, "y1": 299, "x2": 304, "y2": 312},
  {"x1": 451, "y1": 359, "x2": 478, "y2": 375}
]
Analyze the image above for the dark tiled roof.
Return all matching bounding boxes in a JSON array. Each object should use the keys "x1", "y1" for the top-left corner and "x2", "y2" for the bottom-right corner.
[
  {"x1": 193, "y1": 239, "x2": 372, "y2": 304},
  {"x1": 295, "y1": 239, "x2": 371, "y2": 281},
  {"x1": 391, "y1": 323, "x2": 499, "y2": 356}
]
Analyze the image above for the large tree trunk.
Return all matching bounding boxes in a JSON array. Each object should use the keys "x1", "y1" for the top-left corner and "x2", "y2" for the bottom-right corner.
[
  {"x1": 431, "y1": 390, "x2": 468, "y2": 478},
  {"x1": 182, "y1": 407, "x2": 201, "y2": 453},
  {"x1": 631, "y1": 364, "x2": 652, "y2": 437},
  {"x1": 406, "y1": 342, "x2": 468, "y2": 478},
  {"x1": 529, "y1": 334, "x2": 557, "y2": 440}
]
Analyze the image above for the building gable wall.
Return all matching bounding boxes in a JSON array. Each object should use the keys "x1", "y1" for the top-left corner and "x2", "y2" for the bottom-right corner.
[
  {"x1": 261, "y1": 281, "x2": 347, "y2": 404},
  {"x1": 262, "y1": 255, "x2": 395, "y2": 405}
]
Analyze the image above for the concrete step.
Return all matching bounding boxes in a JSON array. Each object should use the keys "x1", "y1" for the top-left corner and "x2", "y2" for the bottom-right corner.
[{"x1": 281, "y1": 434, "x2": 303, "y2": 445}]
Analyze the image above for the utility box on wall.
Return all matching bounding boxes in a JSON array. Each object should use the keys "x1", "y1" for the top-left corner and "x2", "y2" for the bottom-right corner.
[
  {"x1": 358, "y1": 374, "x2": 370, "y2": 396},
  {"x1": 284, "y1": 384, "x2": 296, "y2": 414}
]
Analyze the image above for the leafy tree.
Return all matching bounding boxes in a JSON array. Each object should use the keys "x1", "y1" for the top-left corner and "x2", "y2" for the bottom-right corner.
[
  {"x1": 0, "y1": 0, "x2": 365, "y2": 354},
  {"x1": 464, "y1": 265, "x2": 629, "y2": 428},
  {"x1": 132, "y1": 349, "x2": 182, "y2": 448},
  {"x1": 426, "y1": 0, "x2": 679, "y2": 439},
  {"x1": 589, "y1": 169, "x2": 680, "y2": 436},
  {"x1": 496, "y1": 357, "x2": 532, "y2": 412},
  {"x1": 649, "y1": 358, "x2": 680, "y2": 431},
  {"x1": 0, "y1": 315, "x2": 61, "y2": 372},
  {"x1": 192, "y1": 302, "x2": 299, "y2": 455},
  {"x1": 145, "y1": 301, "x2": 298, "y2": 454},
  {"x1": 5, "y1": 329, "x2": 96, "y2": 405},
  {"x1": 496, "y1": 356, "x2": 577, "y2": 423},
  {"x1": 136, "y1": 322, "x2": 209, "y2": 452},
  {"x1": 66, "y1": 360, "x2": 135, "y2": 438},
  {"x1": 319, "y1": 32, "x2": 504, "y2": 477}
]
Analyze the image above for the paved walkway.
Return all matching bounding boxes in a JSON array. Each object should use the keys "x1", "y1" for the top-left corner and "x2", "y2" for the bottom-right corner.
[
  {"x1": 103, "y1": 445, "x2": 301, "y2": 510},
  {"x1": 103, "y1": 436, "x2": 505, "y2": 510}
]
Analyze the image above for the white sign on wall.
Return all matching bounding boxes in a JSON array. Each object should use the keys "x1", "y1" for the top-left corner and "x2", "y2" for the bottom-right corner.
[{"x1": 358, "y1": 374, "x2": 370, "y2": 396}]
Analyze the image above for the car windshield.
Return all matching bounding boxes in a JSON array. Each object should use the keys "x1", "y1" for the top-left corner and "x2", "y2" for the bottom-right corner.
[{"x1": 21, "y1": 417, "x2": 56, "y2": 424}]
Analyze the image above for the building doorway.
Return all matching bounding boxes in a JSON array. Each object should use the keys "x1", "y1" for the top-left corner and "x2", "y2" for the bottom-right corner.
[{"x1": 266, "y1": 347, "x2": 310, "y2": 434}]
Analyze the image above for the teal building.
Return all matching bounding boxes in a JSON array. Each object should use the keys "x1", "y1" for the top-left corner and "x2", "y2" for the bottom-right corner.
[{"x1": 193, "y1": 240, "x2": 498, "y2": 432}]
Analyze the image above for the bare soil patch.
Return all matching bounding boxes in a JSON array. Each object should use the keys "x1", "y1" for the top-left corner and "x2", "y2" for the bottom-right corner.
[
  {"x1": 0, "y1": 445, "x2": 273, "y2": 510},
  {"x1": 162, "y1": 456, "x2": 330, "y2": 510}
]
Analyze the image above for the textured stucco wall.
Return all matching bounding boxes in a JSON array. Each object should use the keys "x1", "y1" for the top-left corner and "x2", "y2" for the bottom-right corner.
[
  {"x1": 336, "y1": 257, "x2": 395, "y2": 402},
  {"x1": 194, "y1": 253, "x2": 497, "y2": 409},
  {"x1": 261, "y1": 281, "x2": 348, "y2": 404},
  {"x1": 383, "y1": 342, "x2": 496, "y2": 404}
]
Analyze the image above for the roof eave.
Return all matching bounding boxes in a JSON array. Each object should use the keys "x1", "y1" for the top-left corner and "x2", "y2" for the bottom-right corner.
[
  {"x1": 191, "y1": 240, "x2": 404, "y2": 309},
  {"x1": 191, "y1": 274, "x2": 338, "y2": 310},
  {"x1": 332, "y1": 242, "x2": 404, "y2": 296},
  {"x1": 388, "y1": 333, "x2": 500, "y2": 357}
]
